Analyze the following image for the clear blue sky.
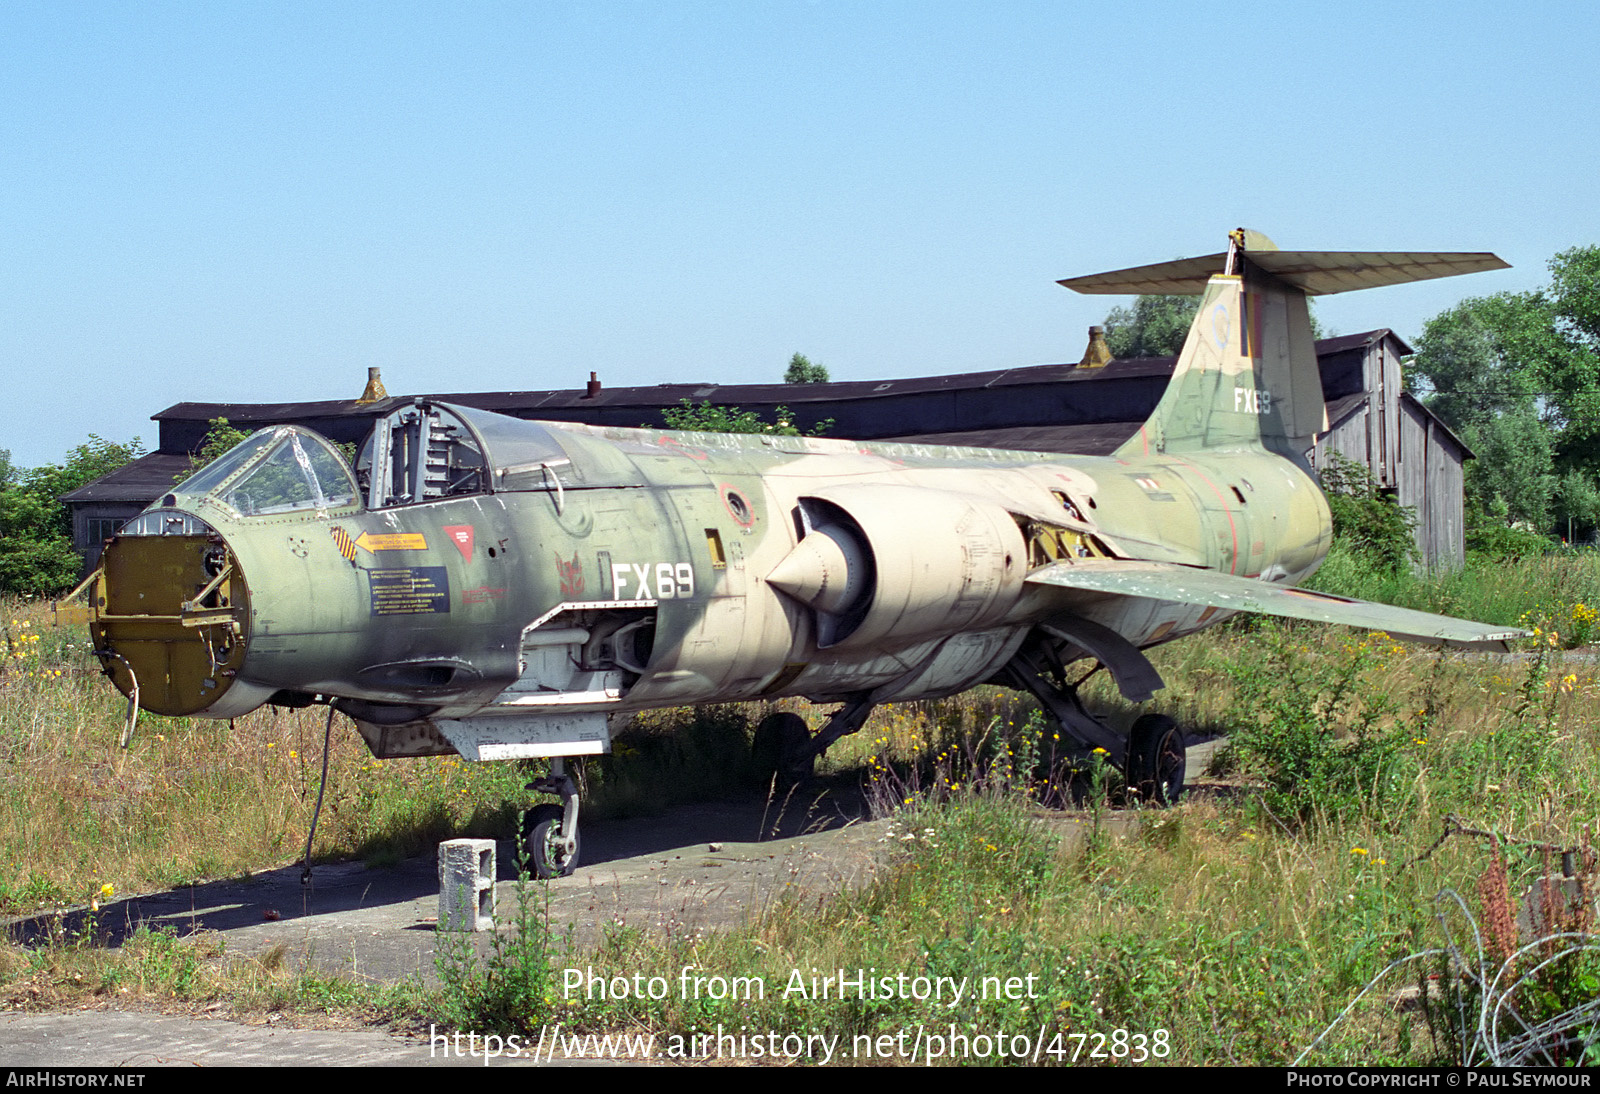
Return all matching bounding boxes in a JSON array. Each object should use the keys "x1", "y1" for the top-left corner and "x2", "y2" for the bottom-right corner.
[{"x1": 3, "y1": 1, "x2": 1596, "y2": 468}]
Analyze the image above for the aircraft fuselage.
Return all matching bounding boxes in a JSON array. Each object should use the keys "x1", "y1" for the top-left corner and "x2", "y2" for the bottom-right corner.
[{"x1": 90, "y1": 404, "x2": 1330, "y2": 764}]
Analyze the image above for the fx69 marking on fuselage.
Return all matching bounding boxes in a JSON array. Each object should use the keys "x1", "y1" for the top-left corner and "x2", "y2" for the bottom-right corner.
[{"x1": 611, "y1": 562, "x2": 696, "y2": 601}]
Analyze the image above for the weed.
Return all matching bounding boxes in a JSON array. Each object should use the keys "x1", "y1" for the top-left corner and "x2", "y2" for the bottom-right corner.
[
  {"x1": 1223, "y1": 625, "x2": 1413, "y2": 824},
  {"x1": 433, "y1": 814, "x2": 565, "y2": 1035}
]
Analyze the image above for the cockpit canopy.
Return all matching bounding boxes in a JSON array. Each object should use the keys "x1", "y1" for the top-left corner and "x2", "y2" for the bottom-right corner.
[
  {"x1": 358, "y1": 401, "x2": 582, "y2": 508},
  {"x1": 164, "y1": 402, "x2": 630, "y2": 520},
  {"x1": 172, "y1": 426, "x2": 360, "y2": 516}
]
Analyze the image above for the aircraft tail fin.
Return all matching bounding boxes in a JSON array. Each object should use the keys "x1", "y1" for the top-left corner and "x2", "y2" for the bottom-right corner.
[{"x1": 1059, "y1": 232, "x2": 1508, "y2": 461}]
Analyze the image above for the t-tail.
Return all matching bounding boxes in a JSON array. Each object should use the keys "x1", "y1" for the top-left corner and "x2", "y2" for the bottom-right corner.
[
  {"x1": 1037, "y1": 232, "x2": 1524, "y2": 652},
  {"x1": 1059, "y1": 230, "x2": 1510, "y2": 464}
]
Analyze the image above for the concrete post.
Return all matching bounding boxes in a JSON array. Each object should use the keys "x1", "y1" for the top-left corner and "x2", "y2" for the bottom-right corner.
[{"x1": 438, "y1": 838, "x2": 496, "y2": 931}]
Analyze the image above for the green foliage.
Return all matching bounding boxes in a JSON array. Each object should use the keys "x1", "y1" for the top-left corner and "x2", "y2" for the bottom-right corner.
[
  {"x1": 1411, "y1": 245, "x2": 1600, "y2": 535},
  {"x1": 1553, "y1": 470, "x2": 1600, "y2": 544},
  {"x1": 884, "y1": 794, "x2": 1056, "y2": 922},
  {"x1": 1102, "y1": 295, "x2": 1196, "y2": 358},
  {"x1": 784, "y1": 352, "x2": 830, "y2": 384},
  {"x1": 1319, "y1": 453, "x2": 1418, "y2": 574},
  {"x1": 175, "y1": 418, "x2": 250, "y2": 484},
  {"x1": 1223, "y1": 625, "x2": 1413, "y2": 824},
  {"x1": 0, "y1": 435, "x2": 145, "y2": 595},
  {"x1": 1463, "y1": 406, "x2": 1557, "y2": 529},
  {"x1": 1103, "y1": 294, "x2": 1326, "y2": 359},
  {"x1": 116, "y1": 925, "x2": 209, "y2": 998},
  {"x1": 659, "y1": 399, "x2": 830, "y2": 436},
  {"x1": 1465, "y1": 497, "x2": 1555, "y2": 560}
]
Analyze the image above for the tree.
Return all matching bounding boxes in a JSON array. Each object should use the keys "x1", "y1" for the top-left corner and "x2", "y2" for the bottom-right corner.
[
  {"x1": 1102, "y1": 295, "x2": 1197, "y2": 358},
  {"x1": 175, "y1": 418, "x2": 250, "y2": 483},
  {"x1": 0, "y1": 435, "x2": 145, "y2": 595},
  {"x1": 1101, "y1": 295, "x2": 1328, "y2": 359},
  {"x1": 1409, "y1": 245, "x2": 1600, "y2": 532},
  {"x1": 784, "y1": 352, "x2": 830, "y2": 384},
  {"x1": 1459, "y1": 405, "x2": 1557, "y2": 530},
  {"x1": 660, "y1": 400, "x2": 830, "y2": 436},
  {"x1": 1554, "y1": 470, "x2": 1600, "y2": 544}
]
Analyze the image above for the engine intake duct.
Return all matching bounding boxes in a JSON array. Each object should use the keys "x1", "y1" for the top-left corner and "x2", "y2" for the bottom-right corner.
[{"x1": 767, "y1": 486, "x2": 1027, "y2": 650}]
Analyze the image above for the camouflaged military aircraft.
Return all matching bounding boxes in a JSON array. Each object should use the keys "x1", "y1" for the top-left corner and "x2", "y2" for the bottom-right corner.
[{"x1": 82, "y1": 230, "x2": 1519, "y2": 876}]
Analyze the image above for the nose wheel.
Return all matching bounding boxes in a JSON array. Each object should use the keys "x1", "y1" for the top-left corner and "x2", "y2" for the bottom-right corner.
[
  {"x1": 521, "y1": 803, "x2": 580, "y2": 878},
  {"x1": 523, "y1": 759, "x2": 581, "y2": 878}
]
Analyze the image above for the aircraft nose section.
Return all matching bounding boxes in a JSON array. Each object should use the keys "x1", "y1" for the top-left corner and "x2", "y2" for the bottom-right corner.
[{"x1": 91, "y1": 518, "x2": 261, "y2": 717}]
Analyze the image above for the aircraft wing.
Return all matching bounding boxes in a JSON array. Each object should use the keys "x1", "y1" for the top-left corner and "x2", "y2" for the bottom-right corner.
[{"x1": 1026, "y1": 560, "x2": 1526, "y2": 652}]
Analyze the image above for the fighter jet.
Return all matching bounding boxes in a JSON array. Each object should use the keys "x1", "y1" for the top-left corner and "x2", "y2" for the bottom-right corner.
[{"x1": 80, "y1": 230, "x2": 1519, "y2": 876}]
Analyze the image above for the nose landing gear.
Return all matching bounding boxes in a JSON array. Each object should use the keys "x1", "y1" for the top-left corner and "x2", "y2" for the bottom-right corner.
[{"x1": 523, "y1": 759, "x2": 580, "y2": 878}]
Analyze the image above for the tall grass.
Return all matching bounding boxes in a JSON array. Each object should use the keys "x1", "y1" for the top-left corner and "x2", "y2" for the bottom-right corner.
[
  {"x1": 443, "y1": 619, "x2": 1600, "y2": 1065},
  {"x1": 6, "y1": 548, "x2": 1600, "y2": 1063},
  {"x1": 0, "y1": 599, "x2": 534, "y2": 910}
]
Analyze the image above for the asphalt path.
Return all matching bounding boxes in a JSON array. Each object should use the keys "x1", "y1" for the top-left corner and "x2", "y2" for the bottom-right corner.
[
  {"x1": 0, "y1": 737, "x2": 1222, "y2": 1067},
  {"x1": 0, "y1": 783, "x2": 890, "y2": 1067}
]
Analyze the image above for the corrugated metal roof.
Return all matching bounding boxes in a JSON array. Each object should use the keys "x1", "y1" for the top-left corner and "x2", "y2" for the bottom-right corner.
[
  {"x1": 153, "y1": 357, "x2": 1188, "y2": 426},
  {"x1": 59, "y1": 453, "x2": 194, "y2": 503}
]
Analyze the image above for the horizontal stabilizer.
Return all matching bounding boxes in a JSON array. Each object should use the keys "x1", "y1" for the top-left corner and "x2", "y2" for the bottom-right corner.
[
  {"x1": 1060, "y1": 251, "x2": 1509, "y2": 297},
  {"x1": 1026, "y1": 560, "x2": 1526, "y2": 651}
]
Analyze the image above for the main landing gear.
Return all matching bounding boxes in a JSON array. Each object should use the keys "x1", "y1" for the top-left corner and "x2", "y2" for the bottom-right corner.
[
  {"x1": 1125, "y1": 713, "x2": 1186, "y2": 806},
  {"x1": 999, "y1": 626, "x2": 1188, "y2": 805},
  {"x1": 752, "y1": 698, "x2": 876, "y2": 790}
]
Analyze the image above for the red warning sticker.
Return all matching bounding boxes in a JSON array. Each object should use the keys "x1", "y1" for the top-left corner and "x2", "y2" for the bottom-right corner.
[{"x1": 444, "y1": 525, "x2": 474, "y2": 561}]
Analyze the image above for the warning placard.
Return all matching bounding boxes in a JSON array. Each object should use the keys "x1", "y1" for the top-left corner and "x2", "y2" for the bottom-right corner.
[{"x1": 368, "y1": 567, "x2": 451, "y2": 616}]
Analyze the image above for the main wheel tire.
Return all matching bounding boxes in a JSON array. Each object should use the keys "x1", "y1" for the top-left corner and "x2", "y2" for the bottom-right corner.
[
  {"x1": 1125, "y1": 713, "x2": 1186, "y2": 806},
  {"x1": 752, "y1": 712, "x2": 814, "y2": 788},
  {"x1": 521, "y1": 803, "x2": 579, "y2": 878}
]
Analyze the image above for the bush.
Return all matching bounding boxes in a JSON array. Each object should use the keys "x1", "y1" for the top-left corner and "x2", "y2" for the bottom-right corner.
[
  {"x1": 1319, "y1": 453, "x2": 1418, "y2": 574},
  {"x1": 659, "y1": 400, "x2": 830, "y2": 436},
  {"x1": 1465, "y1": 497, "x2": 1554, "y2": 561},
  {"x1": 0, "y1": 436, "x2": 144, "y2": 595},
  {"x1": 1223, "y1": 625, "x2": 1414, "y2": 824}
]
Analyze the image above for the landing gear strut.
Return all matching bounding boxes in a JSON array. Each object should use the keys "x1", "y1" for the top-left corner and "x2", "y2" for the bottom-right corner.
[{"x1": 999, "y1": 626, "x2": 1187, "y2": 805}]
